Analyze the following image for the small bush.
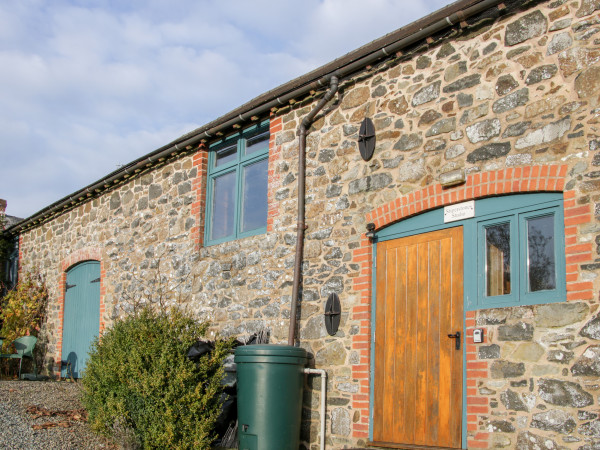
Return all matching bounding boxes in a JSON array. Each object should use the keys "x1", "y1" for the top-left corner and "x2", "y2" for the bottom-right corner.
[
  {"x1": 0, "y1": 270, "x2": 48, "y2": 351},
  {"x1": 81, "y1": 307, "x2": 233, "y2": 449}
]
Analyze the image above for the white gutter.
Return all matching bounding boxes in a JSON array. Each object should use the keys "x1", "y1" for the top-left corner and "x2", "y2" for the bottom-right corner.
[{"x1": 304, "y1": 368, "x2": 328, "y2": 450}]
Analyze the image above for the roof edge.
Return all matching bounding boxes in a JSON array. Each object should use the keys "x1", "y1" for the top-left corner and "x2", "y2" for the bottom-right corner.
[{"x1": 9, "y1": 0, "x2": 504, "y2": 234}]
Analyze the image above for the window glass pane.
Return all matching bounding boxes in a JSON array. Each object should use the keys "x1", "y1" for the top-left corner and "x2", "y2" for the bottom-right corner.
[
  {"x1": 527, "y1": 215, "x2": 556, "y2": 291},
  {"x1": 210, "y1": 172, "x2": 236, "y2": 240},
  {"x1": 486, "y1": 223, "x2": 511, "y2": 296},
  {"x1": 241, "y1": 158, "x2": 268, "y2": 232},
  {"x1": 246, "y1": 132, "x2": 269, "y2": 155},
  {"x1": 215, "y1": 143, "x2": 237, "y2": 167}
]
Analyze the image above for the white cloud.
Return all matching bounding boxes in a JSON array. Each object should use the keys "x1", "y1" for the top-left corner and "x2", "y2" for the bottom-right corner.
[{"x1": 0, "y1": 0, "x2": 451, "y2": 218}]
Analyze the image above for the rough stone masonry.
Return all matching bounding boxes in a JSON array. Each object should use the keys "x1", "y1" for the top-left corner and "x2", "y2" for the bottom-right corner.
[{"x1": 14, "y1": 0, "x2": 600, "y2": 448}]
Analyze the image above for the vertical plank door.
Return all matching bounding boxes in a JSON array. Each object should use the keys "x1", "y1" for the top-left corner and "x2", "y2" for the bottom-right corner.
[
  {"x1": 373, "y1": 227, "x2": 463, "y2": 449},
  {"x1": 62, "y1": 261, "x2": 100, "y2": 378}
]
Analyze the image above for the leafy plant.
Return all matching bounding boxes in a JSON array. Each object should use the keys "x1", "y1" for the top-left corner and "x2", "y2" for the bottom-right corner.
[
  {"x1": 0, "y1": 270, "x2": 48, "y2": 351},
  {"x1": 0, "y1": 216, "x2": 16, "y2": 288},
  {"x1": 81, "y1": 307, "x2": 233, "y2": 449}
]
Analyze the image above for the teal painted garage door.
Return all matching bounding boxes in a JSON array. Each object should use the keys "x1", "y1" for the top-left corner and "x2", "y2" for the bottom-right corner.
[{"x1": 61, "y1": 261, "x2": 100, "y2": 378}]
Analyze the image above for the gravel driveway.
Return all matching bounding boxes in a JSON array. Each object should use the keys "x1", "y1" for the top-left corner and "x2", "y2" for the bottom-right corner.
[{"x1": 0, "y1": 380, "x2": 117, "y2": 450}]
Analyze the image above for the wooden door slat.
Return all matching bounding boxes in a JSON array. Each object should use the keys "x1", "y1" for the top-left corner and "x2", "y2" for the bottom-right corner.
[
  {"x1": 393, "y1": 245, "x2": 408, "y2": 442},
  {"x1": 373, "y1": 241, "x2": 388, "y2": 441},
  {"x1": 383, "y1": 248, "x2": 398, "y2": 435},
  {"x1": 373, "y1": 227, "x2": 463, "y2": 449}
]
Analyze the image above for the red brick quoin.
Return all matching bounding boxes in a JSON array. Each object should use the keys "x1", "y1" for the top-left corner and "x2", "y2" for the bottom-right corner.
[
  {"x1": 191, "y1": 144, "x2": 208, "y2": 250},
  {"x1": 349, "y1": 164, "x2": 593, "y2": 444},
  {"x1": 55, "y1": 247, "x2": 105, "y2": 378}
]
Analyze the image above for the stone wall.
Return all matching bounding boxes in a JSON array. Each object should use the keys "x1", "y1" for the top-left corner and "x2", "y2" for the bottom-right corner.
[
  {"x1": 16, "y1": 0, "x2": 600, "y2": 449},
  {"x1": 466, "y1": 304, "x2": 600, "y2": 448},
  {"x1": 19, "y1": 156, "x2": 202, "y2": 371}
]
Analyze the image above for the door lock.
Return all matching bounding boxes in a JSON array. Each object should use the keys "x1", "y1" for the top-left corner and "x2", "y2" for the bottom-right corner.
[{"x1": 447, "y1": 331, "x2": 461, "y2": 350}]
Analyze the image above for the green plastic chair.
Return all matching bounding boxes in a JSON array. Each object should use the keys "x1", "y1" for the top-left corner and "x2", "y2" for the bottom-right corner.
[
  {"x1": 0, "y1": 336, "x2": 37, "y2": 379},
  {"x1": 0, "y1": 337, "x2": 15, "y2": 375},
  {"x1": 0, "y1": 337, "x2": 10, "y2": 358}
]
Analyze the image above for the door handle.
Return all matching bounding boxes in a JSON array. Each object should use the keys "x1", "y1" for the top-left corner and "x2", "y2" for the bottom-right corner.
[{"x1": 447, "y1": 331, "x2": 461, "y2": 350}]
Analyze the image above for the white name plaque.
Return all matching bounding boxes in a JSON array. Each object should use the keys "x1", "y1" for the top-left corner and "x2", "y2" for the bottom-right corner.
[{"x1": 444, "y1": 200, "x2": 475, "y2": 223}]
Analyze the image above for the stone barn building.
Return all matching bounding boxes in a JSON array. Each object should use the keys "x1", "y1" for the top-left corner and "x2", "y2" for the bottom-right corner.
[{"x1": 6, "y1": 0, "x2": 600, "y2": 448}]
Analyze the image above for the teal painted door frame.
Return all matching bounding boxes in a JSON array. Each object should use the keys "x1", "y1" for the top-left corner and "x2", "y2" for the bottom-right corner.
[
  {"x1": 61, "y1": 260, "x2": 100, "y2": 378},
  {"x1": 369, "y1": 193, "x2": 565, "y2": 447}
]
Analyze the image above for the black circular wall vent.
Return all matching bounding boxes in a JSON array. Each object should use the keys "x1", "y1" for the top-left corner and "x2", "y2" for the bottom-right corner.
[
  {"x1": 358, "y1": 118, "x2": 376, "y2": 161},
  {"x1": 324, "y1": 293, "x2": 341, "y2": 336}
]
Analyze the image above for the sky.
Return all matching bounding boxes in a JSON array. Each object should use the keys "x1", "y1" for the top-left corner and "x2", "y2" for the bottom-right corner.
[{"x1": 0, "y1": 0, "x2": 452, "y2": 219}]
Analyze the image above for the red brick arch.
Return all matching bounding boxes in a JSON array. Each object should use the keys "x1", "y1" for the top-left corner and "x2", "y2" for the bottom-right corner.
[
  {"x1": 55, "y1": 247, "x2": 105, "y2": 378},
  {"x1": 349, "y1": 164, "x2": 594, "y2": 440}
]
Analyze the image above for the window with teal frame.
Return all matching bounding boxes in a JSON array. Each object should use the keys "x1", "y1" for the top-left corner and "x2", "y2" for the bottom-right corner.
[
  {"x1": 476, "y1": 200, "x2": 566, "y2": 307},
  {"x1": 375, "y1": 193, "x2": 567, "y2": 310},
  {"x1": 205, "y1": 120, "x2": 270, "y2": 246}
]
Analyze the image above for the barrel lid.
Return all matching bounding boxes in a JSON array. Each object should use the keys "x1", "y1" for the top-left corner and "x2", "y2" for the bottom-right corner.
[{"x1": 234, "y1": 344, "x2": 307, "y2": 358}]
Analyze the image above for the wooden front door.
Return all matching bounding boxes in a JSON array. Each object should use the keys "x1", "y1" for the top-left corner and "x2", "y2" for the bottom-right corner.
[
  {"x1": 61, "y1": 261, "x2": 100, "y2": 379},
  {"x1": 373, "y1": 227, "x2": 463, "y2": 449}
]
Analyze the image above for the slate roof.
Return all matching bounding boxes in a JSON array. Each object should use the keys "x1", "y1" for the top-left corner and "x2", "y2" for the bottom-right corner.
[{"x1": 8, "y1": 0, "x2": 507, "y2": 234}]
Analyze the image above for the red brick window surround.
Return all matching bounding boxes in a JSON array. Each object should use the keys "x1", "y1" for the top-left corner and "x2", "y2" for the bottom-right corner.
[
  {"x1": 266, "y1": 116, "x2": 282, "y2": 233},
  {"x1": 191, "y1": 143, "x2": 208, "y2": 250},
  {"x1": 56, "y1": 247, "x2": 105, "y2": 378},
  {"x1": 349, "y1": 164, "x2": 593, "y2": 443}
]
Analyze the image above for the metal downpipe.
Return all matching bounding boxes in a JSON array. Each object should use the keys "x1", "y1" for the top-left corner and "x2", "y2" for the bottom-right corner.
[{"x1": 288, "y1": 75, "x2": 339, "y2": 346}]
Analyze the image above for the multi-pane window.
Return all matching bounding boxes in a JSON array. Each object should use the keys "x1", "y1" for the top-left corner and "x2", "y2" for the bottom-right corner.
[
  {"x1": 205, "y1": 121, "x2": 269, "y2": 245},
  {"x1": 478, "y1": 200, "x2": 565, "y2": 306},
  {"x1": 375, "y1": 193, "x2": 567, "y2": 310}
]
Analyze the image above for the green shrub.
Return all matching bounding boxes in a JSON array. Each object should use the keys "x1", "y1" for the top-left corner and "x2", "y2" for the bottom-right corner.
[
  {"x1": 81, "y1": 307, "x2": 233, "y2": 449},
  {"x1": 0, "y1": 270, "x2": 48, "y2": 351}
]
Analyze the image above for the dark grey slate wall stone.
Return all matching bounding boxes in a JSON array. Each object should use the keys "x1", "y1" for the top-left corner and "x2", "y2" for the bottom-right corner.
[
  {"x1": 412, "y1": 81, "x2": 441, "y2": 106},
  {"x1": 457, "y1": 92, "x2": 473, "y2": 108},
  {"x1": 496, "y1": 74, "x2": 519, "y2": 96},
  {"x1": 319, "y1": 148, "x2": 336, "y2": 163},
  {"x1": 467, "y1": 142, "x2": 511, "y2": 163},
  {"x1": 466, "y1": 118, "x2": 501, "y2": 143},
  {"x1": 547, "y1": 349, "x2": 575, "y2": 364},
  {"x1": 547, "y1": 32, "x2": 573, "y2": 56},
  {"x1": 526, "y1": 64, "x2": 559, "y2": 85},
  {"x1": 570, "y1": 345, "x2": 600, "y2": 376},
  {"x1": 577, "y1": 0, "x2": 600, "y2": 17},
  {"x1": 505, "y1": 10, "x2": 548, "y2": 46},
  {"x1": 578, "y1": 419, "x2": 600, "y2": 438},
  {"x1": 492, "y1": 88, "x2": 529, "y2": 113},
  {"x1": 502, "y1": 121, "x2": 531, "y2": 138},
  {"x1": 348, "y1": 173, "x2": 392, "y2": 194},
  {"x1": 501, "y1": 389, "x2": 529, "y2": 411},
  {"x1": 531, "y1": 410, "x2": 576, "y2": 434},
  {"x1": 149, "y1": 184, "x2": 162, "y2": 200},
  {"x1": 580, "y1": 314, "x2": 600, "y2": 339},
  {"x1": 178, "y1": 181, "x2": 191, "y2": 195},
  {"x1": 394, "y1": 134, "x2": 423, "y2": 151},
  {"x1": 489, "y1": 420, "x2": 516, "y2": 432},
  {"x1": 479, "y1": 344, "x2": 501, "y2": 359},
  {"x1": 326, "y1": 184, "x2": 343, "y2": 198},
  {"x1": 442, "y1": 74, "x2": 481, "y2": 93},
  {"x1": 419, "y1": 110, "x2": 442, "y2": 126},
  {"x1": 536, "y1": 302, "x2": 590, "y2": 327},
  {"x1": 491, "y1": 360, "x2": 526, "y2": 378},
  {"x1": 426, "y1": 118, "x2": 456, "y2": 137},
  {"x1": 515, "y1": 431, "x2": 559, "y2": 450},
  {"x1": 538, "y1": 379, "x2": 594, "y2": 407},
  {"x1": 498, "y1": 322, "x2": 534, "y2": 341},
  {"x1": 110, "y1": 192, "x2": 121, "y2": 210}
]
